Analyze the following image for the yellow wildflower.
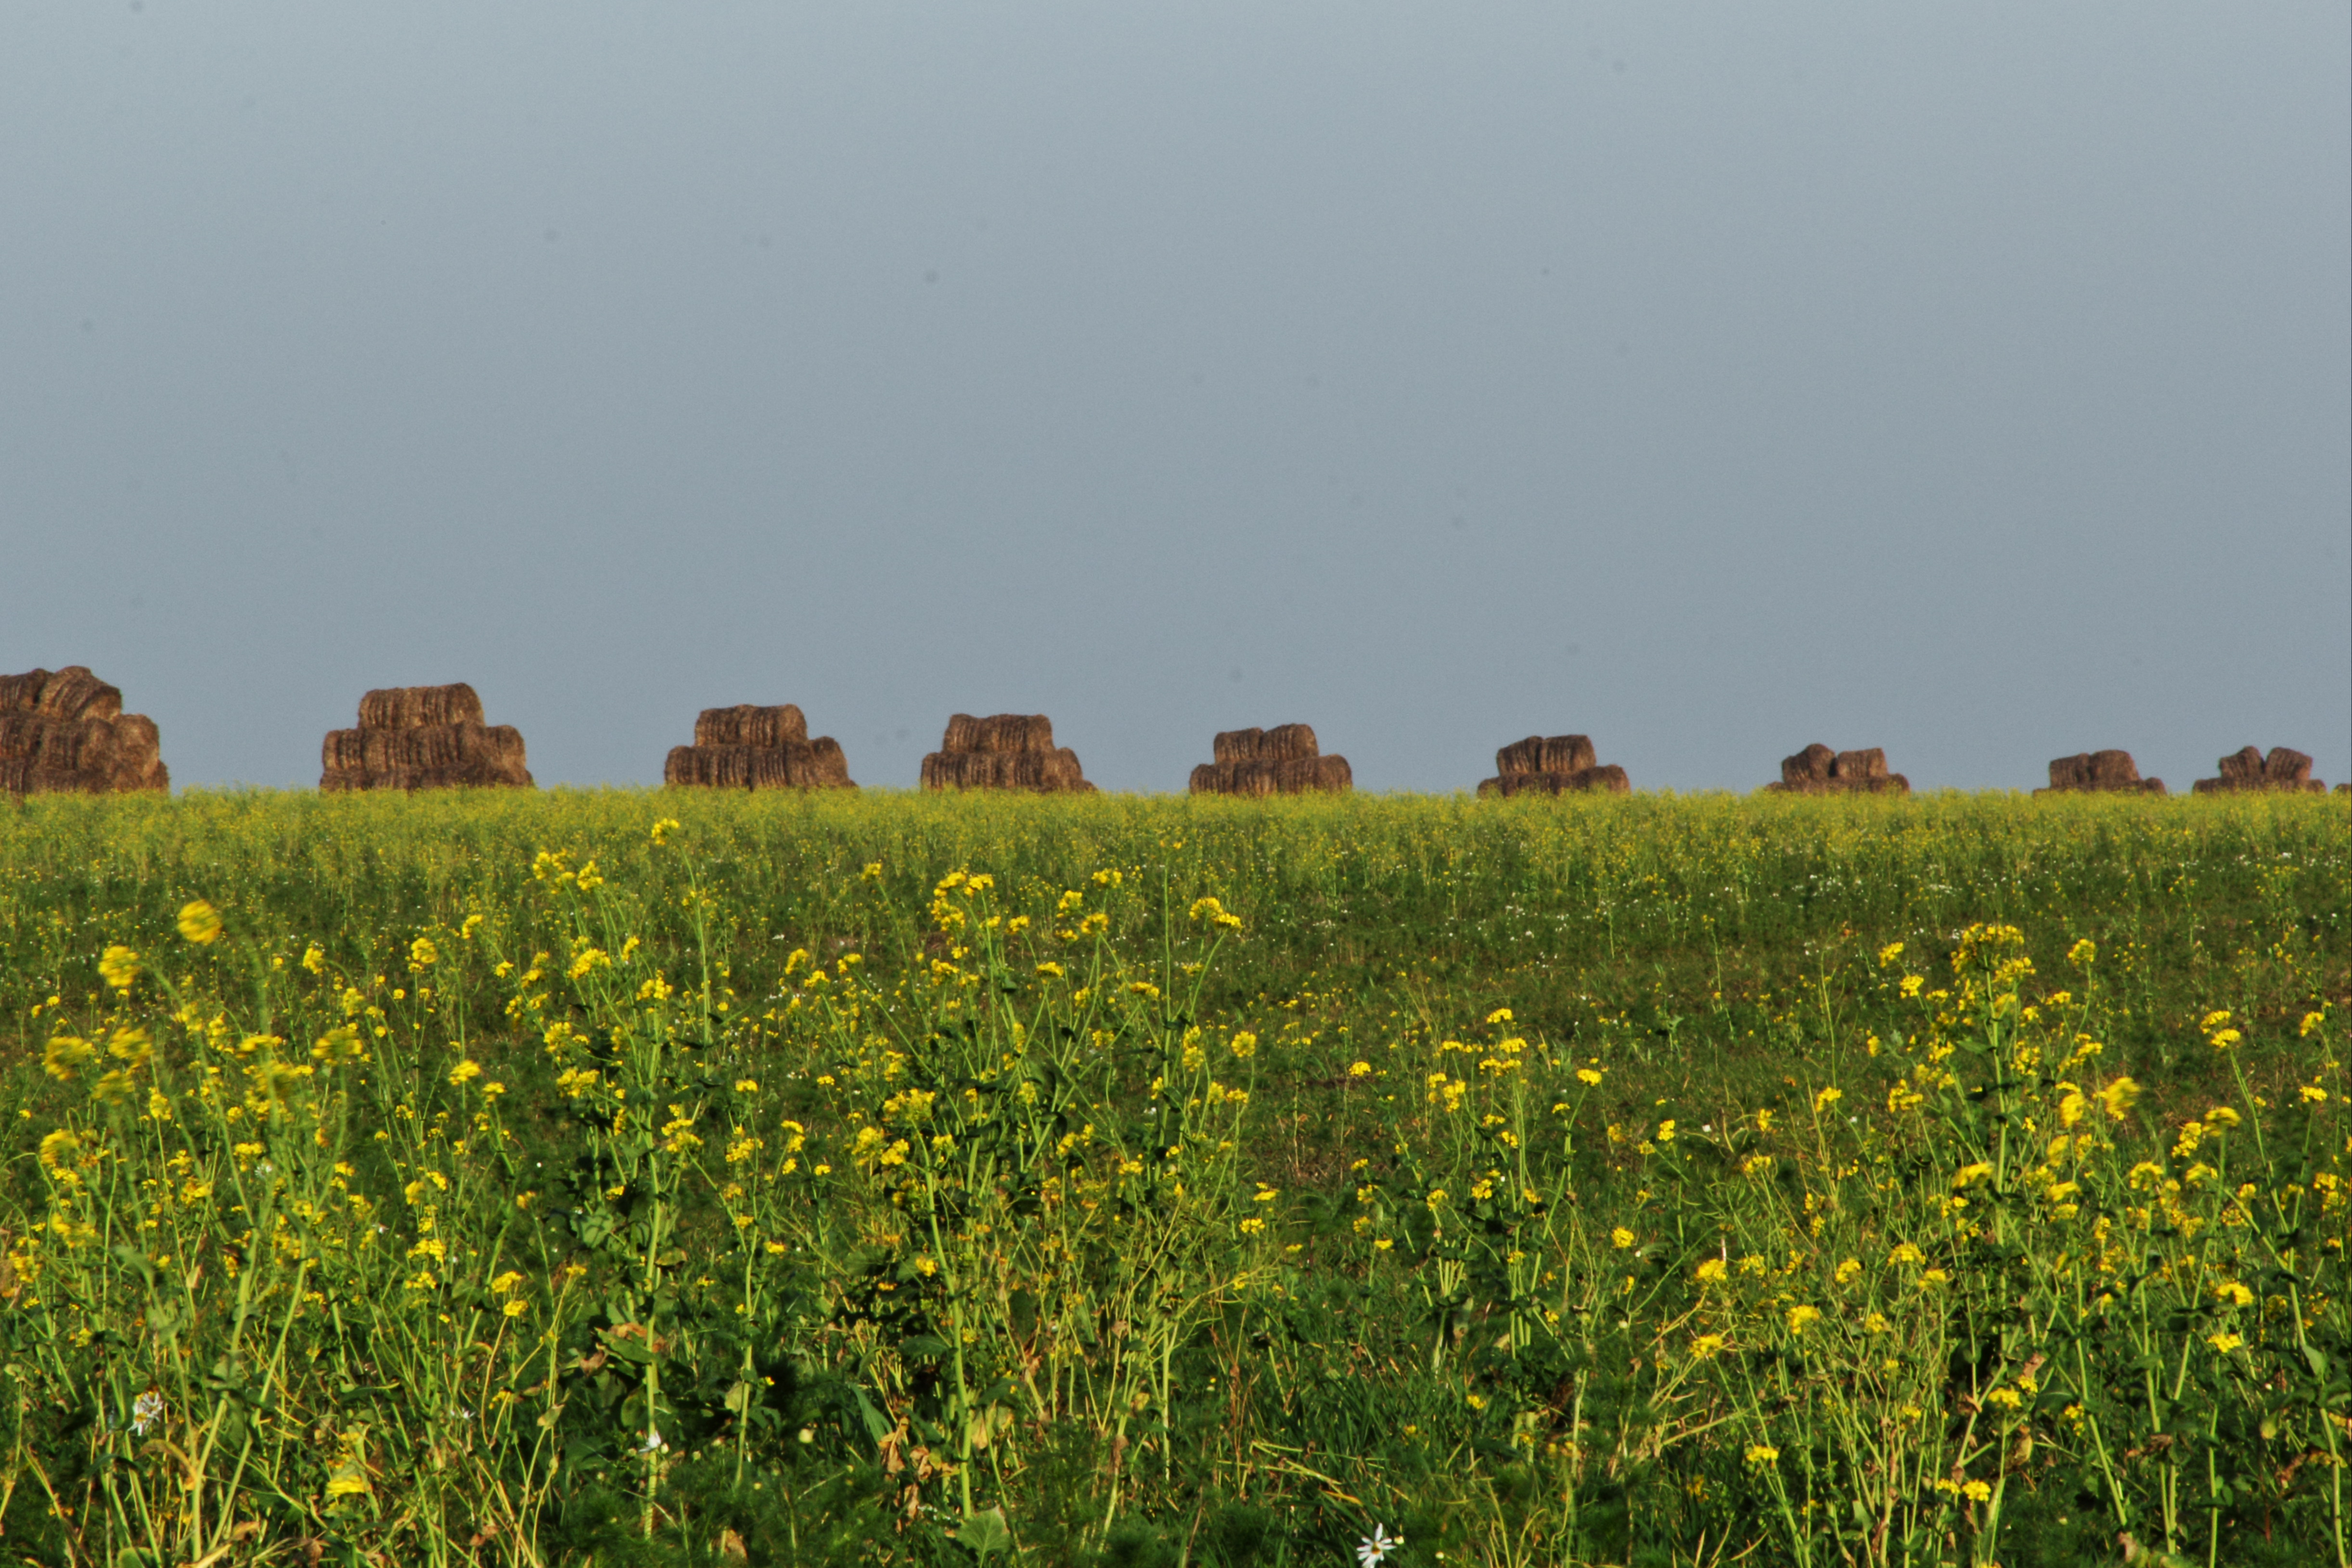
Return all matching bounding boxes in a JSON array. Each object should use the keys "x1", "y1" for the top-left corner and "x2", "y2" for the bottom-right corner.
[
  {"x1": 99, "y1": 946, "x2": 140, "y2": 991},
  {"x1": 177, "y1": 901, "x2": 223, "y2": 945}
]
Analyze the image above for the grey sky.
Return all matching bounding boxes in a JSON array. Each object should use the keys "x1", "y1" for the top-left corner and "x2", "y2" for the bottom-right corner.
[{"x1": 4, "y1": 4, "x2": 2346, "y2": 794}]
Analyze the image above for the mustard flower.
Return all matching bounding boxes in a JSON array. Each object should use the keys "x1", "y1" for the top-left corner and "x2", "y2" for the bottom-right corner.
[
  {"x1": 98, "y1": 946, "x2": 140, "y2": 992},
  {"x1": 177, "y1": 900, "x2": 222, "y2": 945}
]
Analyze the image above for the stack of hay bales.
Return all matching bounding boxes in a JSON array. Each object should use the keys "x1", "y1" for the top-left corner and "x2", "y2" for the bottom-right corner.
[
  {"x1": 921, "y1": 714, "x2": 1095, "y2": 793},
  {"x1": 1477, "y1": 734, "x2": 1628, "y2": 797},
  {"x1": 663, "y1": 705, "x2": 856, "y2": 790},
  {"x1": 1765, "y1": 744, "x2": 1909, "y2": 795},
  {"x1": 2192, "y1": 746, "x2": 2327, "y2": 795},
  {"x1": 0, "y1": 666, "x2": 169, "y2": 796},
  {"x1": 1189, "y1": 724, "x2": 1351, "y2": 796},
  {"x1": 2037, "y1": 750, "x2": 2166, "y2": 796},
  {"x1": 320, "y1": 684, "x2": 532, "y2": 792}
]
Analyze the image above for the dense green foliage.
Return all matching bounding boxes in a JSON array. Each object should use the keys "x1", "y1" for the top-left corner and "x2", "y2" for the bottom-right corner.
[{"x1": 0, "y1": 788, "x2": 2345, "y2": 1567}]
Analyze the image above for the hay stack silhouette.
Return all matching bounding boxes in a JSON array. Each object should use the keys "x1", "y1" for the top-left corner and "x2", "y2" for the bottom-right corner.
[
  {"x1": 2191, "y1": 747, "x2": 2327, "y2": 795},
  {"x1": 1189, "y1": 724, "x2": 1351, "y2": 796},
  {"x1": 921, "y1": 714, "x2": 1095, "y2": 793},
  {"x1": 0, "y1": 666, "x2": 169, "y2": 796},
  {"x1": 2036, "y1": 750, "x2": 2166, "y2": 796},
  {"x1": 1477, "y1": 734, "x2": 1628, "y2": 797},
  {"x1": 663, "y1": 705, "x2": 856, "y2": 790},
  {"x1": 1764, "y1": 744, "x2": 1909, "y2": 795},
  {"x1": 320, "y1": 684, "x2": 532, "y2": 792}
]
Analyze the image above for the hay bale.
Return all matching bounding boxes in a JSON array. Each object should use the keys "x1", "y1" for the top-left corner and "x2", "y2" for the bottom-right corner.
[
  {"x1": 0, "y1": 758, "x2": 32, "y2": 795},
  {"x1": 2045, "y1": 754, "x2": 2092, "y2": 790},
  {"x1": 0, "y1": 670, "x2": 49, "y2": 712},
  {"x1": 32, "y1": 717, "x2": 120, "y2": 776},
  {"x1": 33, "y1": 667, "x2": 122, "y2": 722},
  {"x1": 1481, "y1": 765, "x2": 1628, "y2": 798},
  {"x1": 2196, "y1": 746, "x2": 2321, "y2": 794},
  {"x1": 1191, "y1": 755, "x2": 1350, "y2": 796},
  {"x1": 1215, "y1": 724, "x2": 1321, "y2": 763},
  {"x1": 666, "y1": 745, "x2": 757, "y2": 789},
  {"x1": 2217, "y1": 746, "x2": 2266, "y2": 785},
  {"x1": 2264, "y1": 747, "x2": 2313, "y2": 786},
  {"x1": 0, "y1": 712, "x2": 50, "y2": 761},
  {"x1": 341, "y1": 721, "x2": 530, "y2": 780},
  {"x1": 1832, "y1": 748, "x2": 1888, "y2": 782},
  {"x1": 1498, "y1": 735, "x2": 1596, "y2": 775},
  {"x1": 2087, "y1": 750, "x2": 2142, "y2": 787},
  {"x1": 1274, "y1": 755, "x2": 1351, "y2": 793},
  {"x1": 357, "y1": 683, "x2": 485, "y2": 731},
  {"x1": 922, "y1": 746, "x2": 1088, "y2": 792},
  {"x1": 941, "y1": 713, "x2": 1056, "y2": 754},
  {"x1": 748, "y1": 740, "x2": 858, "y2": 791},
  {"x1": 106, "y1": 716, "x2": 161, "y2": 788},
  {"x1": 117, "y1": 753, "x2": 168, "y2": 793},
  {"x1": 1192, "y1": 762, "x2": 1268, "y2": 797},
  {"x1": 1782, "y1": 744, "x2": 1837, "y2": 786},
  {"x1": 1211, "y1": 729, "x2": 1262, "y2": 764},
  {"x1": 694, "y1": 705, "x2": 808, "y2": 749},
  {"x1": 325, "y1": 687, "x2": 528, "y2": 790}
]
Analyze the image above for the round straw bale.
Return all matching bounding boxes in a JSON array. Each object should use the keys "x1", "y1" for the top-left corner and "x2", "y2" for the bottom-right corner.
[
  {"x1": 2264, "y1": 747, "x2": 2313, "y2": 786},
  {"x1": 112, "y1": 752, "x2": 168, "y2": 793},
  {"x1": 358, "y1": 683, "x2": 485, "y2": 731},
  {"x1": 941, "y1": 714, "x2": 1056, "y2": 754},
  {"x1": 674, "y1": 745, "x2": 757, "y2": 789},
  {"x1": 1540, "y1": 736, "x2": 1596, "y2": 774},
  {"x1": 1831, "y1": 748, "x2": 1888, "y2": 781},
  {"x1": 0, "y1": 670, "x2": 50, "y2": 712},
  {"x1": 110, "y1": 714, "x2": 160, "y2": 771},
  {"x1": 36, "y1": 717, "x2": 120, "y2": 774},
  {"x1": 982, "y1": 714, "x2": 1056, "y2": 753},
  {"x1": 809, "y1": 736, "x2": 852, "y2": 782},
  {"x1": 35, "y1": 667, "x2": 123, "y2": 722},
  {"x1": 2216, "y1": 745, "x2": 2265, "y2": 784},
  {"x1": 2086, "y1": 750, "x2": 2141, "y2": 787},
  {"x1": 1213, "y1": 729, "x2": 1264, "y2": 765},
  {"x1": 2045, "y1": 754, "x2": 2091, "y2": 790},
  {"x1": 1782, "y1": 744, "x2": 1836, "y2": 785},
  {"x1": 749, "y1": 744, "x2": 857, "y2": 790},
  {"x1": 0, "y1": 757, "x2": 32, "y2": 795},
  {"x1": 0, "y1": 712, "x2": 51, "y2": 762},
  {"x1": 1266, "y1": 723, "x2": 1321, "y2": 761},
  {"x1": 695, "y1": 705, "x2": 808, "y2": 748},
  {"x1": 1494, "y1": 736, "x2": 1544, "y2": 774}
]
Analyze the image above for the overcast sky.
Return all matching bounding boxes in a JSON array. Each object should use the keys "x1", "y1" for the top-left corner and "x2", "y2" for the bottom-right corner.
[{"x1": 3, "y1": 4, "x2": 2346, "y2": 794}]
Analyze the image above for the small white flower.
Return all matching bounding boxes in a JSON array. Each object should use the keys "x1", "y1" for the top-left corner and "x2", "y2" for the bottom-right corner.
[
  {"x1": 1357, "y1": 1525, "x2": 1404, "y2": 1568},
  {"x1": 131, "y1": 1389, "x2": 165, "y2": 1436},
  {"x1": 639, "y1": 1427, "x2": 667, "y2": 1452}
]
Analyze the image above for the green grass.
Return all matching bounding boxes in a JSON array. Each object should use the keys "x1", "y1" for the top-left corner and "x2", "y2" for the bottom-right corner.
[{"x1": 0, "y1": 787, "x2": 2345, "y2": 1567}]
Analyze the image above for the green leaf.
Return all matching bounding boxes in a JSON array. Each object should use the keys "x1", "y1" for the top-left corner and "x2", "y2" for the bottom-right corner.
[{"x1": 956, "y1": 1506, "x2": 1013, "y2": 1559}]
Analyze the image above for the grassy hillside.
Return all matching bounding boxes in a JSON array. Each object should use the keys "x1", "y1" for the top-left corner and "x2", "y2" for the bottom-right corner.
[{"x1": 0, "y1": 789, "x2": 2345, "y2": 1567}]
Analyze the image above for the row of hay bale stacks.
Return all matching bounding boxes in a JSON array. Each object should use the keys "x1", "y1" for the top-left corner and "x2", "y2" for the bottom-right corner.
[
  {"x1": 1190, "y1": 724, "x2": 1352, "y2": 796},
  {"x1": 664, "y1": 705, "x2": 856, "y2": 790},
  {"x1": 1765, "y1": 743, "x2": 1909, "y2": 795},
  {"x1": 2193, "y1": 746, "x2": 2331, "y2": 795},
  {"x1": 1478, "y1": 734, "x2": 1628, "y2": 797},
  {"x1": 0, "y1": 667, "x2": 169, "y2": 796},
  {"x1": 2037, "y1": 750, "x2": 2165, "y2": 795},
  {"x1": 320, "y1": 684, "x2": 533, "y2": 792},
  {"x1": 921, "y1": 714, "x2": 1096, "y2": 793}
]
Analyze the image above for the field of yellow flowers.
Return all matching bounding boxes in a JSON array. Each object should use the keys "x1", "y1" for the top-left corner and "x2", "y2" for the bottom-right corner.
[{"x1": 0, "y1": 787, "x2": 2345, "y2": 1568}]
